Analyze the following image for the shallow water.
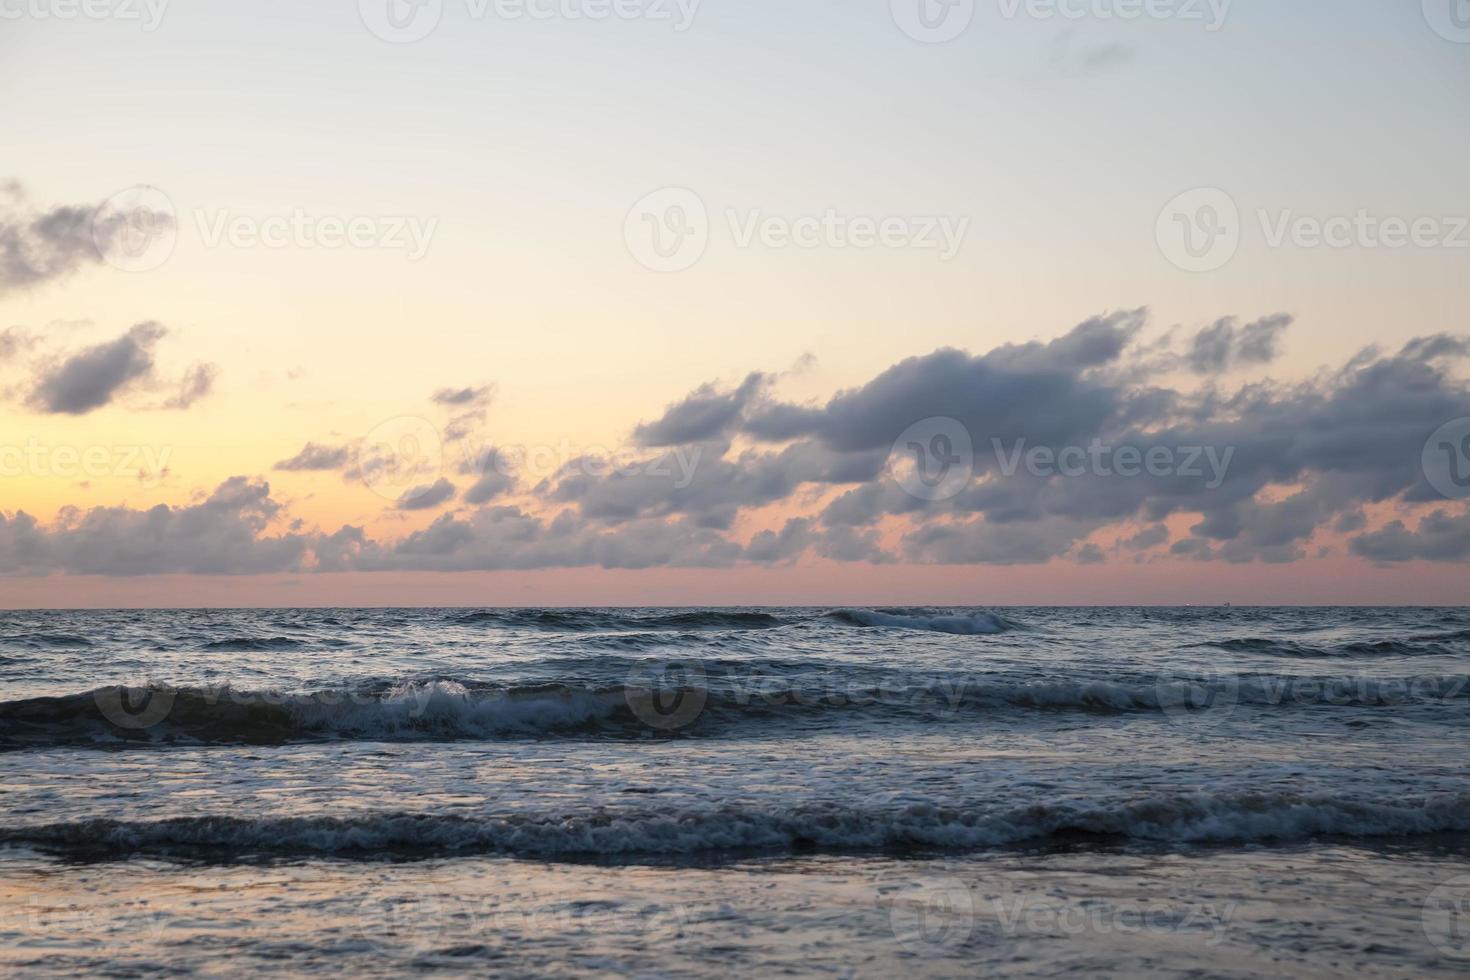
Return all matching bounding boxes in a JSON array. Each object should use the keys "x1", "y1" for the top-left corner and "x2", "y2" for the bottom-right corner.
[{"x1": 3, "y1": 606, "x2": 1470, "y2": 975}]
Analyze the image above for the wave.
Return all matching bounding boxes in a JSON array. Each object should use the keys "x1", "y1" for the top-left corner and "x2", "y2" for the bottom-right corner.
[
  {"x1": 1409, "y1": 628, "x2": 1470, "y2": 643},
  {"x1": 0, "y1": 681, "x2": 632, "y2": 749},
  {"x1": 825, "y1": 608, "x2": 1017, "y2": 635},
  {"x1": 0, "y1": 633, "x2": 94, "y2": 649},
  {"x1": 1201, "y1": 637, "x2": 1453, "y2": 658},
  {"x1": 452, "y1": 609, "x2": 788, "y2": 632},
  {"x1": 451, "y1": 607, "x2": 1018, "y2": 634},
  {"x1": 7, "y1": 670, "x2": 1466, "y2": 749},
  {"x1": 6, "y1": 790, "x2": 1468, "y2": 860},
  {"x1": 202, "y1": 637, "x2": 306, "y2": 652}
]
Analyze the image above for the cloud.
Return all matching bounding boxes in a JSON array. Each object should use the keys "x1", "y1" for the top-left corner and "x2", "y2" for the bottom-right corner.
[
  {"x1": 9, "y1": 310, "x2": 1470, "y2": 577},
  {"x1": 737, "y1": 310, "x2": 1147, "y2": 453},
  {"x1": 1122, "y1": 523, "x2": 1170, "y2": 551},
  {"x1": 1080, "y1": 42, "x2": 1135, "y2": 70},
  {"x1": 274, "y1": 442, "x2": 353, "y2": 472},
  {"x1": 339, "y1": 507, "x2": 743, "y2": 572},
  {"x1": 0, "y1": 185, "x2": 174, "y2": 295},
  {"x1": 634, "y1": 372, "x2": 768, "y2": 447},
  {"x1": 904, "y1": 516, "x2": 1104, "y2": 566},
  {"x1": 0, "y1": 327, "x2": 37, "y2": 360},
  {"x1": 1186, "y1": 314, "x2": 1292, "y2": 374},
  {"x1": 1049, "y1": 31, "x2": 1137, "y2": 74},
  {"x1": 1350, "y1": 511, "x2": 1470, "y2": 563},
  {"x1": 0, "y1": 477, "x2": 308, "y2": 575},
  {"x1": 396, "y1": 477, "x2": 456, "y2": 511},
  {"x1": 432, "y1": 384, "x2": 494, "y2": 408},
  {"x1": 162, "y1": 362, "x2": 220, "y2": 410},
  {"x1": 27, "y1": 322, "x2": 166, "y2": 414},
  {"x1": 462, "y1": 470, "x2": 516, "y2": 505},
  {"x1": 433, "y1": 383, "x2": 495, "y2": 444}
]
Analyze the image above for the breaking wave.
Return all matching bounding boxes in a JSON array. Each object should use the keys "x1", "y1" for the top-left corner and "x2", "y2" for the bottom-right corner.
[
  {"x1": 452, "y1": 610, "x2": 788, "y2": 631},
  {"x1": 824, "y1": 609, "x2": 1017, "y2": 635},
  {"x1": 6, "y1": 790, "x2": 1469, "y2": 860},
  {"x1": 6, "y1": 670, "x2": 1466, "y2": 749},
  {"x1": 202, "y1": 637, "x2": 308, "y2": 652},
  {"x1": 1201, "y1": 637, "x2": 1456, "y2": 658}
]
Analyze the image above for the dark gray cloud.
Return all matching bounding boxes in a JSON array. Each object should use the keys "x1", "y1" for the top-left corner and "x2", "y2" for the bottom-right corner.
[
  {"x1": 433, "y1": 383, "x2": 495, "y2": 444},
  {"x1": 432, "y1": 384, "x2": 494, "y2": 407},
  {"x1": 163, "y1": 362, "x2": 220, "y2": 410},
  {"x1": 736, "y1": 310, "x2": 1146, "y2": 453},
  {"x1": 1187, "y1": 314, "x2": 1292, "y2": 374},
  {"x1": 1350, "y1": 511, "x2": 1470, "y2": 563},
  {"x1": 345, "y1": 507, "x2": 743, "y2": 572},
  {"x1": 634, "y1": 372, "x2": 768, "y2": 447},
  {"x1": 1123, "y1": 523, "x2": 1170, "y2": 551},
  {"x1": 0, "y1": 477, "x2": 308, "y2": 575},
  {"x1": 0, "y1": 186, "x2": 174, "y2": 294},
  {"x1": 1049, "y1": 31, "x2": 1137, "y2": 74},
  {"x1": 396, "y1": 477, "x2": 456, "y2": 511},
  {"x1": 904, "y1": 516, "x2": 1104, "y2": 566},
  {"x1": 274, "y1": 442, "x2": 353, "y2": 472},
  {"x1": 1076, "y1": 542, "x2": 1106, "y2": 564},
  {"x1": 27, "y1": 322, "x2": 165, "y2": 414},
  {"x1": 462, "y1": 469, "x2": 516, "y2": 505},
  {"x1": 548, "y1": 440, "x2": 883, "y2": 530}
]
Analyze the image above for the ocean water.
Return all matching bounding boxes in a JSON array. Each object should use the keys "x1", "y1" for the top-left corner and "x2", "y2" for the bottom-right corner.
[{"x1": 3, "y1": 606, "x2": 1470, "y2": 976}]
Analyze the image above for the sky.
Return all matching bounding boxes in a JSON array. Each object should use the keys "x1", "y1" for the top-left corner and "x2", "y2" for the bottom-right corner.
[{"x1": 1, "y1": 0, "x2": 1468, "y2": 606}]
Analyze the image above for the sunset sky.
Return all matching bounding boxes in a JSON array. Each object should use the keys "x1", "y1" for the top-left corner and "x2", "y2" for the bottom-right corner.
[{"x1": 2, "y1": 0, "x2": 1468, "y2": 605}]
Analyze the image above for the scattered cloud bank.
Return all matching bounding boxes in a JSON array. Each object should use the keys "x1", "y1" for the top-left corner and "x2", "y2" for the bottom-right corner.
[{"x1": 7, "y1": 310, "x2": 1470, "y2": 575}]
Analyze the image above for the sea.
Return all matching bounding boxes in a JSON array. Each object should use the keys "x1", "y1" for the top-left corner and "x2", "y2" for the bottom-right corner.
[{"x1": 2, "y1": 606, "x2": 1470, "y2": 977}]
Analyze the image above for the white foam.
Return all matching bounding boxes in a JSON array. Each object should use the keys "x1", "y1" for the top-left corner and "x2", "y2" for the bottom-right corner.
[{"x1": 287, "y1": 681, "x2": 626, "y2": 736}]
